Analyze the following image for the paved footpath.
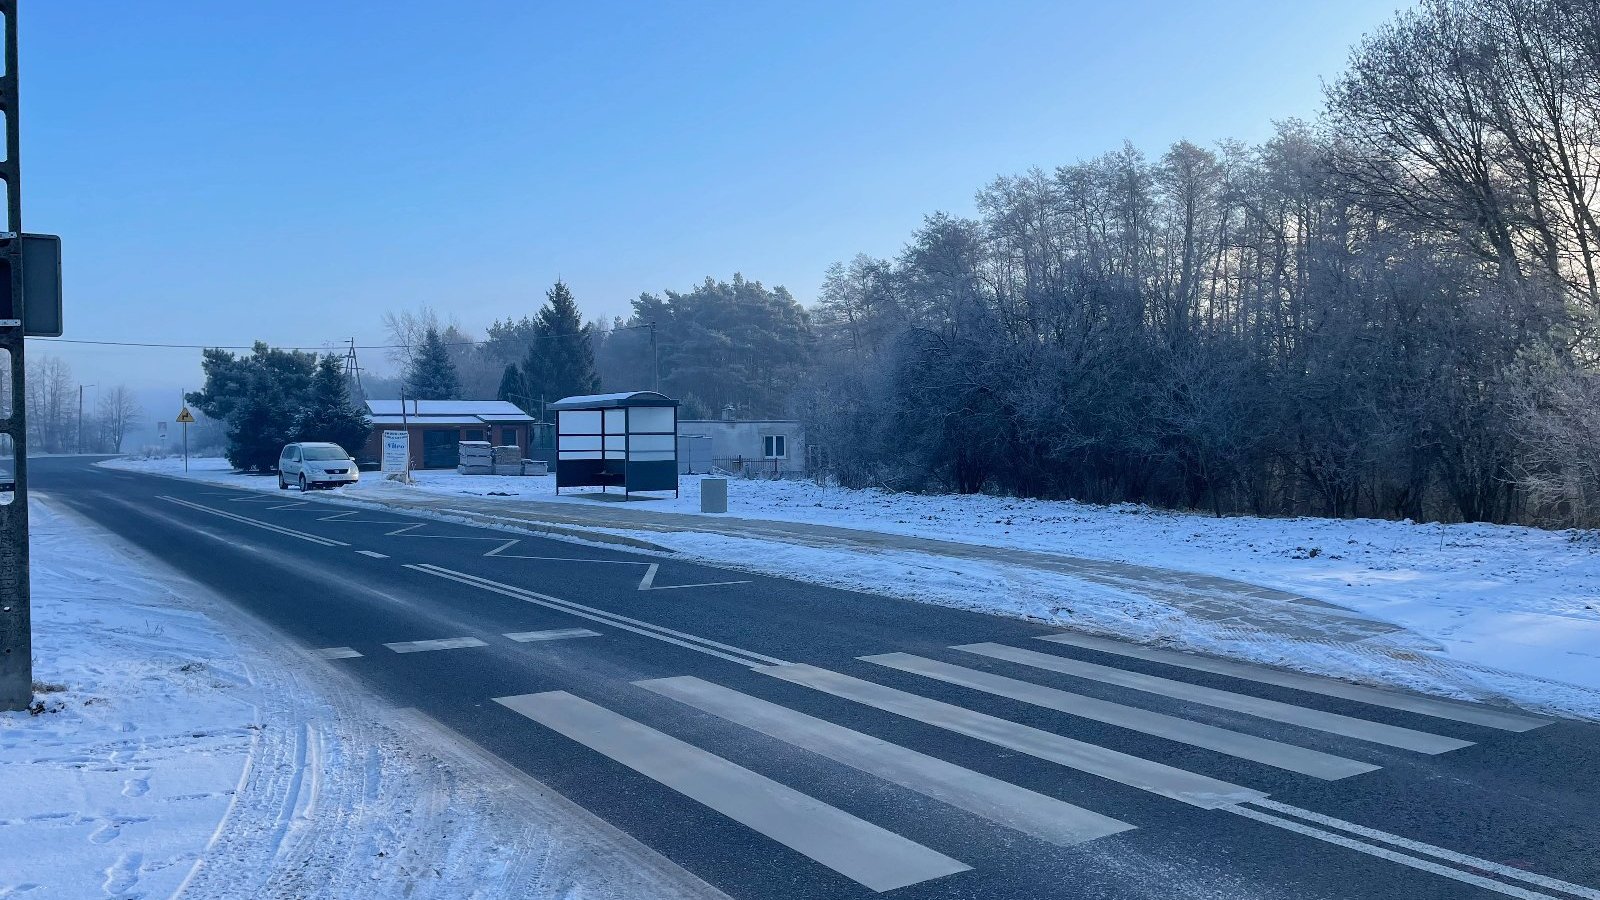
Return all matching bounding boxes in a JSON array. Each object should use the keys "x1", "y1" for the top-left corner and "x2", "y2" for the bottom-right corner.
[{"x1": 40, "y1": 458, "x2": 1600, "y2": 900}]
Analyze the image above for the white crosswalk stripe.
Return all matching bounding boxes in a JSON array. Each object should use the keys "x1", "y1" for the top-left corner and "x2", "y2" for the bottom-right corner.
[
  {"x1": 956, "y1": 643, "x2": 1472, "y2": 754},
  {"x1": 1038, "y1": 633, "x2": 1548, "y2": 732},
  {"x1": 861, "y1": 652, "x2": 1379, "y2": 779},
  {"x1": 495, "y1": 690, "x2": 971, "y2": 892},
  {"x1": 759, "y1": 663, "x2": 1266, "y2": 808},
  {"x1": 638, "y1": 675, "x2": 1134, "y2": 847}
]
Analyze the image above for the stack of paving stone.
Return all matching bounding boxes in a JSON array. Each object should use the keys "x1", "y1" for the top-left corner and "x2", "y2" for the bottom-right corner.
[
  {"x1": 520, "y1": 458, "x2": 548, "y2": 476},
  {"x1": 457, "y1": 441, "x2": 494, "y2": 475},
  {"x1": 491, "y1": 445, "x2": 524, "y2": 476}
]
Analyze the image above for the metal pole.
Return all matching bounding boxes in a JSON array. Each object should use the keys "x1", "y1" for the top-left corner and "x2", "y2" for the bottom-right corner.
[
  {"x1": 0, "y1": 0, "x2": 31, "y2": 711},
  {"x1": 77, "y1": 384, "x2": 82, "y2": 453},
  {"x1": 649, "y1": 322, "x2": 659, "y2": 392}
]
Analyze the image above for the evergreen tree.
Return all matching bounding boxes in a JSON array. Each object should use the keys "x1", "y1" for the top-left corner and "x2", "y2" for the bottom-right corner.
[
  {"x1": 520, "y1": 280, "x2": 599, "y2": 411},
  {"x1": 188, "y1": 342, "x2": 318, "y2": 471},
  {"x1": 296, "y1": 354, "x2": 372, "y2": 454},
  {"x1": 496, "y1": 363, "x2": 530, "y2": 412},
  {"x1": 405, "y1": 326, "x2": 460, "y2": 400}
]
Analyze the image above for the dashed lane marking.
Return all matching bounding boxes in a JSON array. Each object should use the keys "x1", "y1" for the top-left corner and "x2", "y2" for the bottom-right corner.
[
  {"x1": 355, "y1": 550, "x2": 389, "y2": 559},
  {"x1": 407, "y1": 564, "x2": 788, "y2": 668},
  {"x1": 383, "y1": 637, "x2": 489, "y2": 653},
  {"x1": 315, "y1": 647, "x2": 363, "y2": 659},
  {"x1": 505, "y1": 628, "x2": 601, "y2": 642},
  {"x1": 157, "y1": 496, "x2": 350, "y2": 547}
]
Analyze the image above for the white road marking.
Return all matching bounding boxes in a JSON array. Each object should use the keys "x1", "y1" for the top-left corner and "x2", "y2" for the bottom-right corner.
[
  {"x1": 635, "y1": 562, "x2": 750, "y2": 591},
  {"x1": 862, "y1": 653, "x2": 1378, "y2": 780},
  {"x1": 1227, "y1": 804, "x2": 1579, "y2": 900},
  {"x1": 505, "y1": 628, "x2": 601, "y2": 642},
  {"x1": 1248, "y1": 799, "x2": 1600, "y2": 900},
  {"x1": 639, "y1": 675, "x2": 1134, "y2": 847},
  {"x1": 483, "y1": 543, "x2": 750, "y2": 591},
  {"x1": 495, "y1": 690, "x2": 971, "y2": 892},
  {"x1": 157, "y1": 496, "x2": 350, "y2": 547},
  {"x1": 957, "y1": 643, "x2": 1471, "y2": 754},
  {"x1": 407, "y1": 564, "x2": 789, "y2": 668},
  {"x1": 1040, "y1": 633, "x2": 1549, "y2": 732},
  {"x1": 315, "y1": 647, "x2": 363, "y2": 659},
  {"x1": 355, "y1": 550, "x2": 389, "y2": 559},
  {"x1": 760, "y1": 664, "x2": 1265, "y2": 809},
  {"x1": 383, "y1": 636, "x2": 488, "y2": 653}
]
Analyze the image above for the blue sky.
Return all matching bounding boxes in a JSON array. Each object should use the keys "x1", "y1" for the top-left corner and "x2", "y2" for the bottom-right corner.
[{"x1": 23, "y1": 0, "x2": 1401, "y2": 396}]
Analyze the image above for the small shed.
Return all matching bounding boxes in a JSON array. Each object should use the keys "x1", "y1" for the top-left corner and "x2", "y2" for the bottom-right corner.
[
  {"x1": 548, "y1": 391, "x2": 680, "y2": 496},
  {"x1": 363, "y1": 399, "x2": 535, "y2": 470}
]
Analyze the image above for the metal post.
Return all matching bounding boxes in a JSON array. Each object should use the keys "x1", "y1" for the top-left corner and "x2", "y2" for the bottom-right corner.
[
  {"x1": 649, "y1": 322, "x2": 659, "y2": 392},
  {"x1": 77, "y1": 384, "x2": 82, "y2": 453},
  {"x1": 0, "y1": 0, "x2": 30, "y2": 711}
]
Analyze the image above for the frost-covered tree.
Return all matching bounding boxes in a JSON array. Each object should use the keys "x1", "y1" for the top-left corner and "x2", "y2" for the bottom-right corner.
[
  {"x1": 519, "y1": 280, "x2": 599, "y2": 409},
  {"x1": 296, "y1": 355, "x2": 371, "y2": 455},
  {"x1": 404, "y1": 327, "x2": 460, "y2": 400}
]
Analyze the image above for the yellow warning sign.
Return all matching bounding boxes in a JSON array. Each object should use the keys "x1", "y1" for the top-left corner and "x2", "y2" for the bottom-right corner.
[{"x1": 176, "y1": 406, "x2": 196, "y2": 424}]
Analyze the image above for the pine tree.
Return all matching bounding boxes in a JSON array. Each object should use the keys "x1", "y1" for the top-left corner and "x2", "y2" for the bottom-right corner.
[
  {"x1": 521, "y1": 280, "x2": 599, "y2": 410},
  {"x1": 405, "y1": 326, "x2": 460, "y2": 400},
  {"x1": 496, "y1": 363, "x2": 530, "y2": 413},
  {"x1": 297, "y1": 354, "x2": 372, "y2": 455}
]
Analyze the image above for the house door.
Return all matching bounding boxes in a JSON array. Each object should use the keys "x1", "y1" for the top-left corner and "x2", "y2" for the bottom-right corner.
[{"x1": 422, "y1": 430, "x2": 459, "y2": 469}]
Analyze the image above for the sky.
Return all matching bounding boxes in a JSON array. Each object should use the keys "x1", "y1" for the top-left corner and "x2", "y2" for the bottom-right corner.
[{"x1": 19, "y1": 0, "x2": 1403, "y2": 423}]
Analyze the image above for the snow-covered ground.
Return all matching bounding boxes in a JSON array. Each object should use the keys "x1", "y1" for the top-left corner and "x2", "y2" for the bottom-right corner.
[
  {"x1": 0, "y1": 495, "x2": 721, "y2": 900},
  {"x1": 103, "y1": 456, "x2": 1600, "y2": 718}
]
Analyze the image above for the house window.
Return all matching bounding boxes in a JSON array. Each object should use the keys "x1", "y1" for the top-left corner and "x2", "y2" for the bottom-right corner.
[{"x1": 762, "y1": 434, "x2": 787, "y2": 459}]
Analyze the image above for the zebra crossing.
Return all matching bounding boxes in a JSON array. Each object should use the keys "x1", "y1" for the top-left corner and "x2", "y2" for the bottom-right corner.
[{"x1": 486, "y1": 634, "x2": 1578, "y2": 897}]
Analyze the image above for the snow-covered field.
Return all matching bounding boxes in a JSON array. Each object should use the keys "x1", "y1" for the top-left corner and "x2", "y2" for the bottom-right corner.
[
  {"x1": 103, "y1": 456, "x2": 1600, "y2": 718},
  {"x1": 0, "y1": 496, "x2": 719, "y2": 900}
]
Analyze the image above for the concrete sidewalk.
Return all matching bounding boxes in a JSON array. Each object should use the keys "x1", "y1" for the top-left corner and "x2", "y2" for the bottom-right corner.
[{"x1": 350, "y1": 484, "x2": 1408, "y2": 647}]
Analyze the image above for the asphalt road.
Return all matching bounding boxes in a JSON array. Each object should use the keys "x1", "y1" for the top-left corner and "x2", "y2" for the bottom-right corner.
[{"x1": 33, "y1": 457, "x2": 1600, "y2": 900}]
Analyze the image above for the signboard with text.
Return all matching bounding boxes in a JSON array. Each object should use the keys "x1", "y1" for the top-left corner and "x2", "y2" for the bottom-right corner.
[{"x1": 381, "y1": 430, "x2": 409, "y2": 474}]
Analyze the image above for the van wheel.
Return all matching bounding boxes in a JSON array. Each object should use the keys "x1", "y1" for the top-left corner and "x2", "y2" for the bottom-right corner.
[
  {"x1": 299, "y1": 474, "x2": 309, "y2": 492},
  {"x1": 278, "y1": 474, "x2": 288, "y2": 490}
]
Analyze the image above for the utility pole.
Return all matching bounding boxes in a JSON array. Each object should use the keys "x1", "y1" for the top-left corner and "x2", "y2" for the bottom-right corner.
[
  {"x1": 0, "y1": 0, "x2": 30, "y2": 711},
  {"x1": 649, "y1": 321, "x2": 659, "y2": 392}
]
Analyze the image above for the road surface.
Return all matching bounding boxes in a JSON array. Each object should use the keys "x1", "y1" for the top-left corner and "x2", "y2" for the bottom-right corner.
[{"x1": 34, "y1": 457, "x2": 1600, "y2": 900}]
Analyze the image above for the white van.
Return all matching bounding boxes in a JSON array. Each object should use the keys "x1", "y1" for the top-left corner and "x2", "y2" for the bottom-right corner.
[{"x1": 278, "y1": 442, "x2": 360, "y2": 491}]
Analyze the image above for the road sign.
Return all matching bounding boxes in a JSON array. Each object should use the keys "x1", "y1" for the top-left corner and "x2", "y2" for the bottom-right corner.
[
  {"x1": 381, "y1": 430, "x2": 410, "y2": 476},
  {"x1": 176, "y1": 406, "x2": 195, "y2": 424},
  {"x1": 0, "y1": 233, "x2": 63, "y2": 335}
]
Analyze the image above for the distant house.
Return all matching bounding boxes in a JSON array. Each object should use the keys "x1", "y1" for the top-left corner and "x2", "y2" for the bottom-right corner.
[
  {"x1": 362, "y1": 400, "x2": 537, "y2": 470},
  {"x1": 678, "y1": 412, "x2": 807, "y2": 477}
]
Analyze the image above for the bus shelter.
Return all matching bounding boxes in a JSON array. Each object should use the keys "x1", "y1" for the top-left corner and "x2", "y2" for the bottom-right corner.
[{"x1": 548, "y1": 391, "x2": 680, "y2": 497}]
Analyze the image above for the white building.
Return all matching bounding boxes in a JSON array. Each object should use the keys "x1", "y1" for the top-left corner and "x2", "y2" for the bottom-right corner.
[{"x1": 677, "y1": 416, "x2": 807, "y2": 477}]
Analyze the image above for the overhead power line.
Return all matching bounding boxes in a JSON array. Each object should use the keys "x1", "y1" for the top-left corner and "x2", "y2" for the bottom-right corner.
[{"x1": 26, "y1": 322, "x2": 656, "y2": 352}]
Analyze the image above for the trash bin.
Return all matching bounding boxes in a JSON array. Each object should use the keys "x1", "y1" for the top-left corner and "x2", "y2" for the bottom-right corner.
[{"x1": 700, "y1": 477, "x2": 727, "y2": 513}]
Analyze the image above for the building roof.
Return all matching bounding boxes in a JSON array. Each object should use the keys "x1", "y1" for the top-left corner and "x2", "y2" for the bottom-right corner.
[
  {"x1": 366, "y1": 400, "x2": 531, "y2": 418},
  {"x1": 365, "y1": 400, "x2": 534, "y2": 428},
  {"x1": 547, "y1": 391, "x2": 679, "y2": 410}
]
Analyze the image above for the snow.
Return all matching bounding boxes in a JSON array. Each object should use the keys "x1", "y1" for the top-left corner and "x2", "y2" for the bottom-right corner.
[
  {"x1": 101, "y1": 456, "x2": 1600, "y2": 719},
  {"x1": 1, "y1": 495, "x2": 724, "y2": 900}
]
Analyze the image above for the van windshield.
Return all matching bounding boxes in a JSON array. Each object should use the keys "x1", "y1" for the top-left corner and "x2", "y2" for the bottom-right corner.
[{"x1": 302, "y1": 446, "x2": 348, "y2": 461}]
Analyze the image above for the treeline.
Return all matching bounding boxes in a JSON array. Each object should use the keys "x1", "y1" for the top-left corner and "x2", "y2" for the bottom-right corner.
[
  {"x1": 12, "y1": 356, "x2": 141, "y2": 454},
  {"x1": 363, "y1": 0, "x2": 1599, "y2": 526},
  {"x1": 797, "y1": 0, "x2": 1600, "y2": 526}
]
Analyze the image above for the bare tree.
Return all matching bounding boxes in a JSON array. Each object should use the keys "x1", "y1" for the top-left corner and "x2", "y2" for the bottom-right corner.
[{"x1": 96, "y1": 385, "x2": 142, "y2": 453}]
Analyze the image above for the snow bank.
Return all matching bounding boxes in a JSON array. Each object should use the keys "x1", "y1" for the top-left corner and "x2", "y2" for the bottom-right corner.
[{"x1": 1, "y1": 495, "x2": 722, "y2": 900}]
